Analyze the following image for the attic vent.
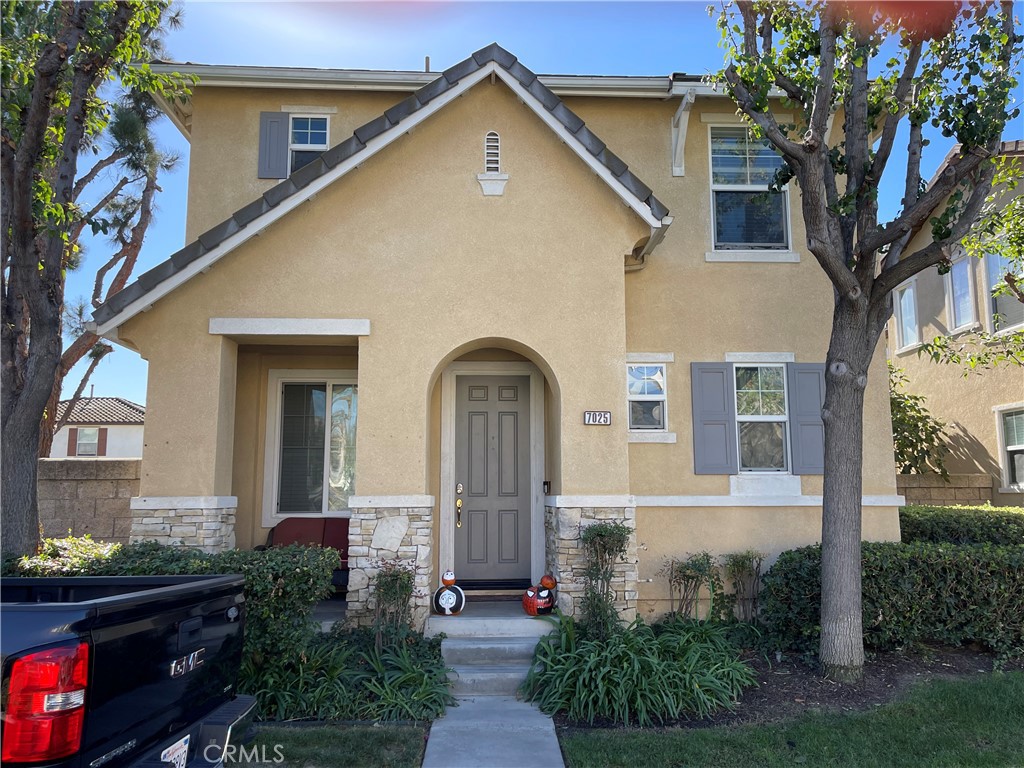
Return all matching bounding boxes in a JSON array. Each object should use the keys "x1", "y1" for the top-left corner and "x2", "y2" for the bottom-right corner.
[
  {"x1": 484, "y1": 131, "x2": 501, "y2": 173},
  {"x1": 477, "y1": 131, "x2": 509, "y2": 196}
]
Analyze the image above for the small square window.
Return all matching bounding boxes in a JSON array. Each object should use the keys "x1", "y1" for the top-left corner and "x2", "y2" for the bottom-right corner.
[
  {"x1": 76, "y1": 427, "x2": 99, "y2": 457},
  {"x1": 627, "y1": 364, "x2": 667, "y2": 431},
  {"x1": 289, "y1": 116, "x2": 329, "y2": 174}
]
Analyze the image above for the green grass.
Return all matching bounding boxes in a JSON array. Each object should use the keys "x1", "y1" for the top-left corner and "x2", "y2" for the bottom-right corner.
[
  {"x1": 560, "y1": 673, "x2": 1024, "y2": 767},
  {"x1": 237, "y1": 725, "x2": 425, "y2": 768}
]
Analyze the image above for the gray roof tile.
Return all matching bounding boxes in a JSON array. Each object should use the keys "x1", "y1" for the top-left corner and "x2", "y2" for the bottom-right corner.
[
  {"x1": 354, "y1": 114, "x2": 391, "y2": 144},
  {"x1": 473, "y1": 43, "x2": 517, "y2": 69},
  {"x1": 198, "y1": 218, "x2": 240, "y2": 251},
  {"x1": 233, "y1": 198, "x2": 270, "y2": 228},
  {"x1": 322, "y1": 135, "x2": 366, "y2": 168},
  {"x1": 263, "y1": 179, "x2": 297, "y2": 208},
  {"x1": 92, "y1": 44, "x2": 670, "y2": 329}
]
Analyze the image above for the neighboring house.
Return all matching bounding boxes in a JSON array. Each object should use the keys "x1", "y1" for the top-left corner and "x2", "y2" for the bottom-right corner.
[
  {"x1": 90, "y1": 44, "x2": 902, "y2": 624},
  {"x1": 49, "y1": 397, "x2": 146, "y2": 458},
  {"x1": 887, "y1": 141, "x2": 1024, "y2": 508}
]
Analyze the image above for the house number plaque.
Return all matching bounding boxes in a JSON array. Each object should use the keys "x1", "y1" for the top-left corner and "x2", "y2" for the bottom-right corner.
[{"x1": 583, "y1": 411, "x2": 612, "y2": 425}]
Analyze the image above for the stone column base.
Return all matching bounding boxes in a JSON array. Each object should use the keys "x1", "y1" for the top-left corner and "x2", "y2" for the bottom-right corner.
[
  {"x1": 345, "y1": 503, "x2": 434, "y2": 630},
  {"x1": 545, "y1": 505, "x2": 638, "y2": 623},
  {"x1": 129, "y1": 496, "x2": 237, "y2": 553}
]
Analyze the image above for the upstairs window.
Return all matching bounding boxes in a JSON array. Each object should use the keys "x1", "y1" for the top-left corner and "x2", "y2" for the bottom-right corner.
[
  {"x1": 986, "y1": 252, "x2": 1024, "y2": 333},
  {"x1": 894, "y1": 281, "x2": 919, "y2": 350},
  {"x1": 946, "y1": 256, "x2": 975, "y2": 331},
  {"x1": 289, "y1": 116, "x2": 329, "y2": 174},
  {"x1": 710, "y1": 127, "x2": 788, "y2": 250},
  {"x1": 627, "y1": 364, "x2": 667, "y2": 430}
]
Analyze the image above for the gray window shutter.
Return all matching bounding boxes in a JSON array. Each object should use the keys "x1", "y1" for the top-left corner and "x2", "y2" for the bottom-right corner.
[
  {"x1": 691, "y1": 363, "x2": 738, "y2": 475},
  {"x1": 258, "y1": 112, "x2": 289, "y2": 179},
  {"x1": 787, "y1": 363, "x2": 826, "y2": 475}
]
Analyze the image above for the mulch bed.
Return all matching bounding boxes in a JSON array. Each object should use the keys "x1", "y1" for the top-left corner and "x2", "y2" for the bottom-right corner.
[{"x1": 555, "y1": 644, "x2": 1024, "y2": 731}]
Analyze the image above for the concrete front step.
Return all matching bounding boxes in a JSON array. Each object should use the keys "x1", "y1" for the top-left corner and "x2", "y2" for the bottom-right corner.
[
  {"x1": 442, "y1": 636, "x2": 541, "y2": 666},
  {"x1": 425, "y1": 613, "x2": 554, "y2": 638},
  {"x1": 449, "y1": 664, "x2": 533, "y2": 695}
]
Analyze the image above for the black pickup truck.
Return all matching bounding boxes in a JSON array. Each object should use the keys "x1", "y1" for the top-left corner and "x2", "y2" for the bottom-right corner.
[{"x1": 1, "y1": 575, "x2": 256, "y2": 767}]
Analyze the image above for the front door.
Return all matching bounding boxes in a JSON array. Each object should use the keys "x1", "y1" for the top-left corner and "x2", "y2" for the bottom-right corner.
[{"x1": 454, "y1": 375, "x2": 531, "y2": 586}]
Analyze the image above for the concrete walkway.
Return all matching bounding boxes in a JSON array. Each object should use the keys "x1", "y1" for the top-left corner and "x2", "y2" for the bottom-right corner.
[{"x1": 422, "y1": 695, "x2": 564, "y2": 768}]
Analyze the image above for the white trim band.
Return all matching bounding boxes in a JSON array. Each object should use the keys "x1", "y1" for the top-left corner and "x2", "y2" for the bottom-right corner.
[
  {"x1": 131, "y1": 496, "x2": 238, "y2": 510},
  {"x1": 209, "y1": 318, "x2": 370, "y2": 336},
  {"x1": 546, "y1": 495, "x2": 636, "y2": 508},
  {"x1": 706, "y1": 251, "x2": 800, "y2": 263},
  {"x1": 725, "y1": 352, "x2": 796, "y2": 363},
  {"x1": 626, "y1": 352, "x2": 676, "y2": 363},
  {"x1": 348, "y1": 495, "x2": 435, "y2": 509},
  {"x1": 632, "y1": 494, "x2": 905, "y2": 507},
  {"x1": 628, "y1": 432, "x2": 677, "y2": 443}
]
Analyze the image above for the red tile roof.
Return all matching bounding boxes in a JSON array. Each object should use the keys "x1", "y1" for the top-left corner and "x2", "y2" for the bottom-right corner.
[{"x1": 56, "y1": 397, "x2": 146, "y2": 425}]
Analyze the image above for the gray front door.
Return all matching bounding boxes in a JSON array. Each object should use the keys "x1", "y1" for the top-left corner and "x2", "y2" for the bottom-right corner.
[{"x1": 454, "y1": 375, "x2": 531, "y2": 584}]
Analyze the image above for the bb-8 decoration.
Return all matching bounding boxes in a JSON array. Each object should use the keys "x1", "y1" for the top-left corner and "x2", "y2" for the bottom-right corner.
[
  {"x1": 432, "y1": 570, "x2": 466, "y2": 616},
  {"x1": 522, "y1": 574, "x2": 557, "y2": 616}
]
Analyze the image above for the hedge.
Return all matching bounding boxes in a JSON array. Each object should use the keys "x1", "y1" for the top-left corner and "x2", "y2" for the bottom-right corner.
[
  {"x1": 900, "y1": 504, "x2": 1024, "y2": 546},
  {"x1": 3, "y1": 537, "x2": 337, "y2": 674},
  {"x1": 761, "y1": 542, "x2": 1024, "y2": 656}
]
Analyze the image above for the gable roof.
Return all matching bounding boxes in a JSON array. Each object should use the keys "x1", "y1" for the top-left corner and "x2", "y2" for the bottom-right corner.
[
  {"x1": 91, "y1": 43, "x2": 672, "y2": 337},
  {"x1": 57, "y1": 397, "x2": 146, "y2": 425}
]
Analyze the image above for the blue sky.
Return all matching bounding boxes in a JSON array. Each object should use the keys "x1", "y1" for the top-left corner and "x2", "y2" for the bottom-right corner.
[{"x1": 65, "y1": 1, "x2": 1017, "y2": 405}]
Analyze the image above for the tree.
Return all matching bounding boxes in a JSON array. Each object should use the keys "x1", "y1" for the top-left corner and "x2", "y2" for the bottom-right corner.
[
  {"x1": 1, "y1": 1, "x2": 189, "y2": 558},
  {"x1": 714, "y1": 0, "x2": 1020, "y2": 681},
  {"x1": 38, "y1": 89, "x2": 180, "y2": 458},
  {"x1": 888, "y1": 362, "x2": 948, "y2": 476}
]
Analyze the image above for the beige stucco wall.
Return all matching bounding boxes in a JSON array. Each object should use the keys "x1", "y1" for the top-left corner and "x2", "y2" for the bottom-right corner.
[
  {"x1": 123, "y1": 80, "x2": 647, "y2": 506},
  {"x1": 887, "y1": 239, "x2": 1024, "y2": 507}
]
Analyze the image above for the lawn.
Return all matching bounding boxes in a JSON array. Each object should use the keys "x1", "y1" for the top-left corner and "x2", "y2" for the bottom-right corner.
[
  {"x1": 238, "y1": 724, "x2": 426, "y2": 768},
  {"x1": 559, "y1": 672, "x2": 1024, "y2": 767}
]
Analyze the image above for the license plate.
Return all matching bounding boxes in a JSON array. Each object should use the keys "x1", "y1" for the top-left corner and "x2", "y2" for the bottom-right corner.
[{"x1": 160, "y1": 734, "x2": 190, "y2": 768}]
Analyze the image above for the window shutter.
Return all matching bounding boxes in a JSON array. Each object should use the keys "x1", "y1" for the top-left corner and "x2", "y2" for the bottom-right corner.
[
  {"x1": 67, "y1": 427, "x2": 78, "y2": 457},
  {"x1": 97, "y1": 427, "x2": 108, "y2": 457},
  {"x1": 787, "y1": 363, "x2": 826, "y2": 475},
  {"x1": 258, "y1": 112, "x2": 289, "y2": 179},
  {"x1": 691, "y1": 363, "x2": 738, "y2": 475}
]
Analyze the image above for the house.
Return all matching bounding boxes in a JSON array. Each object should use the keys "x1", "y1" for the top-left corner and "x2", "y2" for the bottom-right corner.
[
  {"x1": 49, "y1": 397, "x2": 146, "y2": 458},
  {"x1": 887, "y1": 141, "x2": 1024, "y2": 508},
  {"x1": 89, "y1": 44, "x2": 902, "y2": 625}
]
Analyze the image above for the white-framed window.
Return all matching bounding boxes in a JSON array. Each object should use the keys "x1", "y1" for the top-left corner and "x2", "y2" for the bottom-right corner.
[
  {"x1": 995, "y1": 404, "x2": 1024, "y2": 491},
  {"x1": 289, "y1": 115, "x2": 329, "y2": 174},
  {"x1": 985, "y1": 252, "x2": 1024, "y2": 333},
  {"x1": 76, "y1": 427, "x2": 99, "y2": 457},
  {"x1": 262, "y1": 369, "x2": 357, "y2": 524},
  {"x1": 627, "y1": 364, "x2": 667, "y2": 431},
  {"x1": 894, "y1": 280, "x2": 919, "y2": 350},
  {"x1": 945, "y1": 255, "x2": 976, "y2": 332},
  {"x1": 735, "y1": 364, "x2": 788, "y2": 472},
  {"x1": 709, "y1": 126, "x2": 789, "y2": 251}
]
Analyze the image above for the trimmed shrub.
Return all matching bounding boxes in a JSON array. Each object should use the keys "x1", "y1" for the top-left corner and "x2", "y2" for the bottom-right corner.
[
  {"x1": 579, "y1": 521, "x2": 632, "y2": 641},
  {"x1": 900, "y1": 504, "x2": 1024, "y2": 545},
  {"x1": 761, "y1": 542, "x2": 1024, "y2": 657},
  {"x1": 522, "y1": 612, "x2": 754, "y2": 726}
]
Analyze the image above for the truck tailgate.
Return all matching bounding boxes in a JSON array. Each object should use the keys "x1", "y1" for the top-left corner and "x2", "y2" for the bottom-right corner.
[{"x1": 2, "y1": 576, "x2": 246, "y2": 768}]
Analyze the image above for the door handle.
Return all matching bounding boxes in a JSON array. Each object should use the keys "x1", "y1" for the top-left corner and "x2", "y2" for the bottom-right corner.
[{"x1": 456, "y1": 497, "x2": 463, "y2": 528}]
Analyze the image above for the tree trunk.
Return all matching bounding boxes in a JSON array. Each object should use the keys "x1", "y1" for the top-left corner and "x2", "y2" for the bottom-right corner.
[
  {"x1": 1, "y1": 380, "x2": 52, "y2": 558},
  {"x1": 819, "y1": 299, "x2": 876, "y2": 683}
]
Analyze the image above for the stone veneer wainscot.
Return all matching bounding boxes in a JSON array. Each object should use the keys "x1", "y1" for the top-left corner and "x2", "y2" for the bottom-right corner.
[
  {"x1": 545, "y1": 505, "x2": 638, "y2": 622},
  {"x1": 345, "y1": 503, "x2": 434, "y2": 629},
  {"x1": 129, "y1": 496, "x2": 236, "y2": 553}
]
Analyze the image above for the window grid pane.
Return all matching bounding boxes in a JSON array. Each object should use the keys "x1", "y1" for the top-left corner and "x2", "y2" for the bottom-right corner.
[
  {"x1": 949, "y1": 259, "x2": 973, "y2": 329},
  {"x1": 278, "y1": 383, "x2": 327, "y2": 513},
  {"x1": 736, "y1": 365, "x2": 788, "y2": 471},
  {"x1": 1004, "y1": 410, "x2": 1024, "y2": 449},
  {"x1": 77, "y1": 427, "x2": 99, "y2": 457},
  {"x1": 627, "y1": 364, "x2": 667, "y2": 430},
  {"x1": 713, "y1": 191, "x2": 787, "y2": 249},
  {"x1": 988, "y1": 253, "x2": 1024, "y2": 330},
  {"x1": 291, "y1": 116, "x2": 328, "y2": 148},
  {"x1": 327, "y1": 384, "x2": 357, "y2": 511},
  {"x1": 898, "y1": 286, "x2": 917, "y2": 346}
]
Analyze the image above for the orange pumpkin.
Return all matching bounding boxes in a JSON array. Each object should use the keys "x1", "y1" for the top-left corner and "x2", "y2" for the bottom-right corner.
[
  {"x1": 540, "y1": 574, "x2": 557, "y2": 590},
  {"x1": 441, "y1": 570, "x2": 457, "y2": 586}
]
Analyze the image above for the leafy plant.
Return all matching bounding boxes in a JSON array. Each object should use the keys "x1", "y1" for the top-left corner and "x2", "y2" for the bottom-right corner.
[
  {"x1": 522, "y1": 612, "x2": 754, "y2": 726},
  {"x1": 723, "y1": 550, "x2": 765, "y2": 623},
  {"x1": 579, "y1": 521, "x2": 631, "y2": 641},
  {"x1": 889, "y1": 363, "x2": 949, "y2": 477},
  {"x1": 660, "y1": 551, "x2": 726, "y2": 620},
  {"x1": 372, "y1": 559, "x2": 415, "y2": 650}
]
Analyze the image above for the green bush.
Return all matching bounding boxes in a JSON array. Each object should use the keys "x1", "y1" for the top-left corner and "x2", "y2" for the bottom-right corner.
[
  {"x1": 579, "y1": 521, "x2": 632, "y2": 641},
  {"x1": 760, "y1": 542, "x2": 1024, "y2": 657},
  {"x1": 522, "y1": 612, "x2": 754, "y2": 726},
  {"x1": 900, "y1": 504, "x2": 1024, "y2": 545}
]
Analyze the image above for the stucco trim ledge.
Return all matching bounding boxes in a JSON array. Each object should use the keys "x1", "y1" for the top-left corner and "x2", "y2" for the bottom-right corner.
[
  {"x1": 632, "y1": 494, "x2": 905, "y2": 507},
  {"x1": 546, "y1": 495, "x2": 635, "y2": 507},
  {"x1": 131, "y1": 496, "x2": 238, "y2": 510},
  {"x1": 210, "y1": 318, "x2": 370, "y2": 336},
  {"x1": 348, "y1": 495, "x2": 435, "y2": 509}
]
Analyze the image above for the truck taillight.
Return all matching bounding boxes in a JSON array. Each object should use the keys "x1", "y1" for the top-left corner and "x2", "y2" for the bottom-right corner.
[{"x1": 2, "y1": 642, "x2": 89, "y2": 762}]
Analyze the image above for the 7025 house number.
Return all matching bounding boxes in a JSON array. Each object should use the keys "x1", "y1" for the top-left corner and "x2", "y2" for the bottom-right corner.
[{"x1": 583, "y1": 411, "x2": 612, "y2": 425}]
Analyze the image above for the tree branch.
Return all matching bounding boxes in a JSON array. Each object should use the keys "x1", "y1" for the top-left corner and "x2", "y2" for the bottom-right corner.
[
  {"x1": 73, "y1": 150, "x2": 127, "y2": 201},
  {"x1": 868, "y1": 43, "x2": 922, "y2": 187}
]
